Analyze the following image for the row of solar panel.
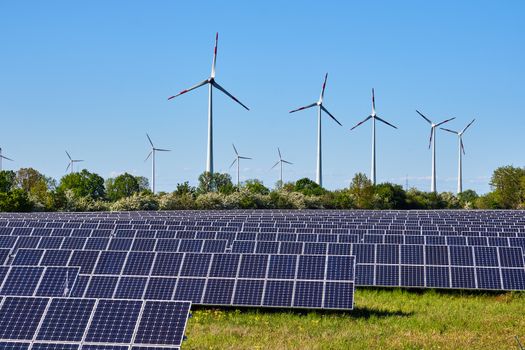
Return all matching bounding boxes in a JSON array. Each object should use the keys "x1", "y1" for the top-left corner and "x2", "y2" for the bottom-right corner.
[
  {"x1": 0, "y1": 343, "x2": 179, "y2": 350},
  {"x1": 0, "y1": 266, "x2": 79, "y2": 297},
  {"x1": 0, "y1": 297, "x2": 190, "y2": 348}
]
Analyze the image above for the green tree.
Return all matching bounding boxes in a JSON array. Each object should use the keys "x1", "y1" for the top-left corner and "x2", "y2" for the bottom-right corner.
[
  {"x1": 294, "y1": 178, "x2": 326, "y2": 196},
  {"x1": 197, "y1": 172, "x2": 235, "y2": 194},
  {"x1": 458, "y1": 190, "x2": 478, "y2": 208},
  {"x1": 58, "y1": 169, "x2": 105, "y2": 200},
  {"x1": 349, "y1": 173, "x2": 374, "y2": 209},
  {"x1": 0, "y1": 170, "x2": 16, "y2": 192},
  {"x1": 106, "y1": 173, "x2": 148, "y2": 201},
  {"x1": 373, "y1": 183, "x2": 407, "y2": 209},
  {"x1": 175, "y1": 181, "x2": 196, "y2": 196},
  {"x1": 0, "y1": 189, "x2": 33, "y2": 212},
  {"x1": 243, "y1": 179, "x2": 270, "y2": 195},
  {"x1": 489, "y1": 166, "x2": 525, "y2": 208}
]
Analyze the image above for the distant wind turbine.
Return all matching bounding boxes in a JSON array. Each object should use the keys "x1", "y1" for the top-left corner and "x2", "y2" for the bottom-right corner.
[
  {"x1": 65, "y1": 151, "x2": 83, "y2": 174},
  {"x1": 229, "y1": 144, "x2": 252, "y2": 188},
  {"x1": 441, "y1": 119, "x2": 475, "y2": 194},
  {"x1": 416, "y1": 110, "x2": 455, "y2": 193},
  {"x1": 271, "y1": 147, "x2": 292, "y2": 187},
  {"x1": 168, "y1": 33, "x2": 250, "y2": 175},
  {"x1": 289, "y1": 73, "x2": 342, "y2": 187},
  {"x1": 0, "y1": 147, "x2": 13, "y2": 171},
  {"x1": 145, "y1": 133, "x2": 171, "y2": 194},
  {"x1": 350, "y1": 89, "x2": 397, "y2": 185}
]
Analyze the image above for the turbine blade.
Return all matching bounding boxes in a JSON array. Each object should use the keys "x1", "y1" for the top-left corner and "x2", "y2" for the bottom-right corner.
[
  {"x1": 278, "y1": 147, "x2": 282, "y2": 159},
  {"x1": 350, "y1": 116, "x2": 372, "y2": 130},
  {"x1": 0, "y1": 155, "x2": 13, "y2": 161},
  {"x1": 462, "y1": 118, "x2": 475, "y2": 134},
  {"x1": 321, "y1": 105, "x2": 342, "y2": 126},
  {"x1": 319, "y1": 73, "x2": 328, "y2": 102},
  {"x1": 239, "y1": 156, "x2": 252, "y2": 160},
  {"x1": 211, "y1": 32, "x2": 218, "y2": 78},
  {"x1": 440, "y1": 127, "x2": 458, "y2": 134},
  {"x1": 212, "y1": 81, "x2": 250, "y2": 110},
  {"x1": 428, "y1": 128, "x2": 433, "y2": 149},
  {"x1": 416, "y1": 110, "x2": 433, "y2": 125},
  {"x1": 229, "y1": 158, "x2": 237, "y2": 169},
  {"x1": 65, "y1": 163, "x2": 71, "y2": 172},
  {"x1": 435, "y1": 117, "x2": 456, "y2": 127},
  {"x1": 232, "y1": 143, "x2": 238, "y2": 156},
  {"x1": 289, "y1": 102, "x2": 317, "y2": 114},
  {"x1": 461, "y1": 138, "x2": 466, "y2": 154},
  {"x1": 375, "y1": 115, "x2": 397, "y2": 129},
  {"x1": 65, "y1": 151, "x2": 72, "y2": 160},
  {"x1": 74, "y1": 160, "x2": 84, "y2": 163},
  {"x1": 372, "y1": 88, "x2": 376, "y2": 113},
  {"x1": 168, "y1": 79, "x2": 208, "y2": 100},
  {"x1": 155, "y1": 148, "x2": 171, "y2": 152},
  {"x1": 146, "y1": 133, "x2": 154, "y2": 148},
  {"x1": 282, "y1": 160, "x2": 293, "y2": 165},
  {"x1": 271, "y1": 161, "x2": 280, "y2": 169},
  {"x1": 144, "y1": 151, "x2": 152, "y2": 162}
]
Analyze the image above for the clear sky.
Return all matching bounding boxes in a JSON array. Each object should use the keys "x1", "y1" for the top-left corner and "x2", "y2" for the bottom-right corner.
[{"x1": 1, "y1": 1, "x2": 523, "y2": 194}]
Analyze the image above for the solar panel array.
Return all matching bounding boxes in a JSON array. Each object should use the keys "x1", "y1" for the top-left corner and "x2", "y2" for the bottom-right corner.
[{"x1": 0, "y1": 296, "x2": 190, "y2": 349}]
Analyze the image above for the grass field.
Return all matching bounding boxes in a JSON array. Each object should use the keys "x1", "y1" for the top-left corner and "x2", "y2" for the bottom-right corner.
[{"x1": 184, "y1": 288, "x2": 525, "y2": 349}]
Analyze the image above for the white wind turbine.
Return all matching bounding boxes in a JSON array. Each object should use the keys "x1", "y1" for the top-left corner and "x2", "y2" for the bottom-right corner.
[
  {"x1": 65, "y1": 151, "x2": 83, "y2": 174},
  {"x1": 168, "y1": 33, "x2": 249, "y2": 175},
  {"x1": 271, "y1": 147, "x2": 292, "y2": 187},
  {"x1": 0, "y1": 147, "x2": 13, "y2": 171},
  {"x1": 416, "y1": 110, "x2": 455, "y2": 193},
  {"x1": 145, "y1": 133, "x2": 171, "y2": 194},
  {"x1": 289, "y1": 73, "x2": 342, "y2": 187},
  {"x1": 229, "y1": 144, "x2": 252, "y2": 188},
  {"x1": 350, "y1": 89, "x2": 397, "y2": 184},
  {"x1": 440, "y1": 119, "x2": 475, "y2": 194}
]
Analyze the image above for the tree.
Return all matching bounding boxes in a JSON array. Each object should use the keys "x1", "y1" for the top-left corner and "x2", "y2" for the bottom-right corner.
[
  {"x1": 175, "y1": 181, "x2": 196, "y2": 196},
  {"x1": 294, "y1": 178, "x2": 326, "y2": 196},
  {"x1": 106, "y1": 173, "x2": 148, "y2": 201},
  {"x1": 458, "y1": 190, "x2": 478, "y2": 208},
  {"x1": 58, "y1": 169, "x2": 105, "y2": 200},
  {"x1": 489, "y1": 166, "x2": 525, "y2": 209},
  {"x1": 373, "y1": 183, "x2": 407, "y2": 209},
  {"x1": 243, "y1": 179, "x2": 270, "y2": 195},
  {"x1": 349, "y1": 173, "x2": 374, "y2": 209},
  {"x1": 0, "y1": 189, "x2": 32, "y2": 212},
  {"x1": 197, "y1": 172, "x2": 235, "y2": 194},
  {"x1": 0, "y1": 170, "x2": 16, "y2": 193}
]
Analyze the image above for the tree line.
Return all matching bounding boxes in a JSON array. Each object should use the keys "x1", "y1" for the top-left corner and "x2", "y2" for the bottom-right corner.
[{"x1": 0, "y1": 166, "x2": 524, "y2": 211}]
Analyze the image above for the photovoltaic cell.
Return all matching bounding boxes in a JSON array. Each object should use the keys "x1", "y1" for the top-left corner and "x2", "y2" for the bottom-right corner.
[
  {"x1": 85, "y1": 299, "x2": 142, "y2": 343},
  {"x1": 0, "y1": 297, "x2": 49, "y2": 340},
  {"x1": 36, "y1": 298, "x2": 95, "y2": 341}
]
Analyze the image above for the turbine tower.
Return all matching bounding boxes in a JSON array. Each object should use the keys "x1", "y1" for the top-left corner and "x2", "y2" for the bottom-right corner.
[
  {"x1": 0, "y1": 147, "x2": 13, "y2": 171},
  {"x1": 350, "y1": 89, "x2": 397, "y2": 184},
  {"x1": 271, "y1": 147, "x2": 292, "y2": 187},
  {"x1": 440, "y1": 119, "x2": 475, "y2": 194},
  {"x1": 289, "y1": 73, "x2": 342, "y2": 187},
  {"x1": 65, "y1": 151, "x2": 83, "y2": 174},
  {"x1": 416, "y1": 110, "x2": 455, "y2": 193},
  {"x1": 168, "y1": 33, "x2": 250, "y2": 175},
  {"x1": 229, "y1": 144, "x2": 252, "y2": 189},
  {"x1": 145, "y1": 133, "x2": 171, "y2": 194}
]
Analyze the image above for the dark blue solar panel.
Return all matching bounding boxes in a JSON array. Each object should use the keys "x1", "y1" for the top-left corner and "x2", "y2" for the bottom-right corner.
[
  {"x1": 179, "y1": 253, "x2": 212, "y2": 277},
  {"x1": 352, "y1": 244, "x2": 375, "y2": 264},
  {"x1": 12, "y1": 249, "x2": 43, "y2": 265},
  {"x1": 36, "y1": 298, "x2": 95, "y2": 341},
  {"x1": 144, "y1": 278, "x2": 177, "y2": 300},
  {"x1": 297, "y1": 255, "x2": 325, "y2": 280},
  {"x1": 401, "y1": 265, "x2": 425, "y2": 287},
  {"x1": 84, "y1": 238, "x2": 109, "y2": 250},
  {"x1": 202, "y1": 278, "x2": 235, "y2": 305},
  {"x1": 501, "y1": 268, "x2": 525, "y2": 290},
  {"x1": 233, "y1": 279, "x2": 264, "y2": 306},
  {"x1": 425, "y1": 266, "x2": 450, "y2": 288},
  {"x1": 82, "y1": 345, "x2": 127, "y2": 350},
  {"x1": 474, "y1": 246, "x2": 499, "y2": 267},
  {"x1": 279, "y1": 242, "x2": 303, "y2": 254},
  {"x1": 151, "y1": 253, "x2": 183, "y2": 276},
  {"x1": 231, "y1": 240, "x2": 256, "y2": 254},
  {"x1": 449, "y1": 246, "x2": 474, "y2": 266},
  {"x1": 114, "y1": 277, "x2": 147, "y2": 299},
  {"x1": 61, "y1": 237, "x2": 86, "y2": 250},
  {"x1": 255, "y1": 241, "x2": 279, "y2": 254},
  {"x1": 32, "y1": 344, "x2": 79, "y2": 350},
  {"x1": 94, "y1": 251, "x2": 126, "y2": 275},
  {"x1": 202, "y1": 239, "x2": 227, "y2": 253},
  {"x1": 122, "y1": 252, "x2": 155, "y2": 275},
  {"x1": 304, "y1": 242, "x2": 327, "y2": 255},
  {"x1": 238, "y1": 255, "x2": 268, "y2": 279},
  {"x1": 0, "y1": 297, "x2": 48, "y2": 340},
  {"x1": 324, "y1": 282, "x2": 354, "y2": 309},
  {"x1": 451, "y1": 267, "x2": 476, "y2": 289},
  {"x1": 263, "y1": 280, "x2": 294, "y2": 307},
  {"x1": 173, "y1": 278, "x2": 205, "y2": 303},
  {"x1": 69, "y1": 250, "x2": 100, "y2": 274},
  {"x1": 178, "y1": 239, "x2": 203, "y2": 253},
  {"x1": 476, "y1": 268, "x2": 502, "y2": 290},
  {"x1": 108, "y1": 238, "x2": 133, "y2": 251},
  {"x1": 208, "y1": 254, "x2": 240, "y2": 278},
  {"x1": 41, "y1": 249, "x2": 71, "y2": 266},
  {"x1": 36, "y1": 267, "x2": 79, "y2": 297},
  {"x1": 1, "y1": 267, "x2": 42, "y2": 296},
  {"x1": 85, "y1": 276, "x2": 118, "y2": 298},
  {"x1": 355, "y1": 264, "x2": 374, "y2": 285},
  {"x1": 267, "y1": 255, "x2": 296, "y2": 279},
  {"x1": 498, "y1": 247, "x2": 524, "y2": 268},
  {"x1": 376, "y1": 244, "x2": 399, "y2": 264},
  {"x1": 326, "y1": 256, "x2": 354, "y2": 281},
  {"x1": 425, "y1": 245, "x2": 449, "y2": 266},
  {"x1": 132, "y1": 238, "x2": 156, "y2": 251},
  {"x1": 400, "y1": 245, "x2": 424, "y2": 265},
  {"x1": 376, "y1": 265, "x2": 399, "y2": 286},
  {"x1": 0, "y1": 343, "x2": 31, "y2": 350},
  {"x1": 293, "y1": 281, "x2": 323, "y2": 308},
  {"x1": 86, "y1": 299, "x2": 142, "y2": 343},
  {"x1": 134, "y1": 301, "x2": 190, "y2": 346}
]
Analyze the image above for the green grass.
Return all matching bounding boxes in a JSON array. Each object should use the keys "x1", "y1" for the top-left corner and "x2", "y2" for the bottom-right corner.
[{"x1": 184, "y1": 288, "x2": 525, "y2": 349}]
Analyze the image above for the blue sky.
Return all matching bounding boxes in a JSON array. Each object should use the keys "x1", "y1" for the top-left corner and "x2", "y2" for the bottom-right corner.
[{"x1": 1, "y1": 1, "x2": 523, "y2": 193}]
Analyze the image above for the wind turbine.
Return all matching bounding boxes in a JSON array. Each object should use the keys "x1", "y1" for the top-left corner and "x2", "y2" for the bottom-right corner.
[
  {"x1": 65, "y1": 151, "x2": 83, "y2": 174},
  {"x1": 416, "y1": 110, "x2": 455, "y2": 193},
  {"x1": 289, "y1": 73, "x2": 342, "y2": 187},
  {"x1": 229, "y1": 144, "x2": 252, "y2": 189},
  {"x1": 440, "y1": 119, "x2": 475, "y2": 194},
  {"x1": 350, "y1": 89, "x2": 397, "y2": 184},
  {"x1": 0, "y1": 147, "x2": 13, "y2": 171},
  {"x1": 271, "y1": 147, "x2": 292, "y2": 187},
  {"x1": 168, "y1": 33, "x2": 249, "y2": 175},
  {"x1": 145, "y1": 133, "x2": 171, "y2": 194}
]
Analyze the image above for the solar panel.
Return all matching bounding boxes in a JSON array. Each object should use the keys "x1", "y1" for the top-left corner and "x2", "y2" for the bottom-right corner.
[
  {"x1": 0, "y1": 297, "x2": 49, "y2": 340},
  {"x1": 85, "y1": 299, "x2": 142, "y2": 343}
]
